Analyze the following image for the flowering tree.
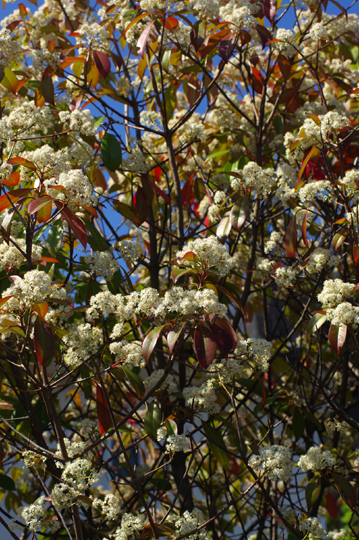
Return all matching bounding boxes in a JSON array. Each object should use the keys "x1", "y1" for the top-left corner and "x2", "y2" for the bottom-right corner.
[{"x1": 0, "y1": 0, "x2": 359, "y2": 539}]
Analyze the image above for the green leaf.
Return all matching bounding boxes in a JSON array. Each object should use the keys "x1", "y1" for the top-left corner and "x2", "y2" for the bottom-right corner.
[
  {"x1": 305, "y1": 476, "x2": 322, "y2": 507},
  {"x1": 205, "y1": 149, "x2": 230, "y2": 162},
  {"x1": 202, "y1": 420, "x2": 230, "y2": 467},
  {"x1": 332, "y1": 472, "x2": 357, "y2": 508},
  {"x1": 82, "y1": 220, "x2": 109, "y2": 252},
  {"x1": 0, "y1": 474, "x2": 15, "y2": 491},
  {"x1": 144, "y1": 401, "x2": 162, "y2": 441},
  {"x1": 101, "y1": 133, "x2": 122, "y2": 172},
  {"x1": 46, "y1": 219, "x2": 64, "y2": 257},
  {"x1": 292, "y1": 407, "x2": 305, "y2": 439},
  {"x1": 307, "y1": 312, "x2": 327, "y2": 335},
  {"x1": 93, "y1": 116, "x2": 105, "y2": 129},
  {"x1": 122, "y1": 366, "x2": 145, "y2": 399},
  {"x1": 164, "y1": 85, "x2": 176, "y2": 121}
]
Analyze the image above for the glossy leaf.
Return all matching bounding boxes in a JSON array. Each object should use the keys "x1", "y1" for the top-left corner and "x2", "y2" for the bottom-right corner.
[
  {"x1": 0, "y1": 474, "x2": 15, "y2": 491},
  {"x1": 83, "y1": 220, "x2": 109, "y2": 252},
  {"x1": 328, "y1": 323, "x2": 347, "y2": 356},
  {"x1": 2, "y1": 172, "x2": 20, "y2": 187},
  {"x1": 217, "y1": 212, "x2": 231, "y2": 242},
  {"x1": 41, "y1": 74, "x2": 54, "y2": 105},
  {"x1": 134, "y1": 186, "x2": 149, "y2": 226},
  {"x1": 285, "y1": 214, "x2": 297, "y2": 259},
  {"x1": 28, "y1": 196, "x2": 53, "y2": 215},
  {"x1": 305, "y1": 476, "x2": 322, "y2": 507},
  {"x1": 46, "y1": 219, "x2": 64, "y2": 256},
  {"x1": 33, "y1": 316, "x2": 55, "y2": 366},
  {"x1": 101, "y1": 133, "x2": 122, "y2": 172},
  {"x1": 60, "y1": 206, "x2": 87, "y2": 249},
  {"x1": 167, "y1": 322, "x2": 185, "y2": 354},
  {"x1": 278, "y1": 53, "x2": 291, "y2": 80},
  {"x1": 332, "y1": 471, "x2": 357, "y2": 508},
  {"x1": 326, "y1": 491, "x2": 339, "y2": 519},
  {"x1": 210, "y1": 317, "x2": 237, "y2": 358},
  {"x1": 144, "y1": 401, "x2": 162, "y2": 441},
  {"x1": 230, "y1": 196, "x2": 249, "y2": 232},
  {"x1": 122, "y1": 366, "x2": 145, "y2": 399},
  {"x1": 202, "y1": 421, "x2": 229, "y2": 467},
  {"x1": 307, "y1": 312, "x2": 327, "y2": 334},
  {"x1": 142, "y1": 325, "x2": 168, "y2": 364},
  {"x1": 8, "y1": 157, "x2": 36, "y2": 170},
  {"x1": 194, "y1": 325, "x2": 217, "y2": 368},
  {"x1": 93, "y1": 50, "x2": 111, "y2": 79},
  {"x1": 302, "y1": 208, "x2": 309, "y2": 249},
  {"x1": 332, "y1": 231, "x2": 348, "y2": 251},
  {"x1": 96, "y1": 385, "x2": 112, "y2": 435},
  {"x1": 298, "y1": 146, "x2": 319, "y2": 181},
  {"x1": 137, "y1": 20, "x2": 156, "y2": 57},
  {"x1": 263, "y1": 0, "x2": 277, "y2": 22}
]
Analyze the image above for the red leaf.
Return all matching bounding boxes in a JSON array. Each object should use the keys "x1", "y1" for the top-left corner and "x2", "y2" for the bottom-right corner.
[
  {"x1": 58, "y1": 205, "x2": 87, "y2": 248},
  {"x1": 285, "y1": 214, "x2": 297, "y2": 259},
  {"x1": 302, "y1": 209, "x2": 309, "y2": 249},
  {"x1": 210, "y1": 317, "x2": 237, "y2": 358},
  {"x1": 33, "y1": 316, "x2": 55, "y2": 366},
  {"x1": 96, "y1": 385, "x2": 112, "y2": 435},
  {"x1": 2, "y1": 172, "x2": 20, "y2": 187},
  {"x1": 255, "y1": 24, "x2": 272, "y2": 49},
  {"x1": 6, "y1": 20, "x2": 21, "y2": 31},
  {"x1": 277, "y1": 53, "x2": 291, "y2": 80},
  {"x1": 8, "y1": 157, "x2": 36, "y2": 170},
  {"x1": 328, "y1": 323, "x2": 347, "y2": 356},
  {"x1": 263, "y1": 0, "x2": 277, "y2": 22},
  {"x1": 142, "y1": 325, "x2": 168, "y2": 364},
  {"x1": 163, "y1": 17, "x2": 178, "y2": 30},
  {"x1": 133, "y1": 186, "x2": 149, "y2": 226},
  {"x1": 326, "y1": 492, "x2": 339, "y2": 519},
  {"x1": 353, "y1": 245, "x2": 359, "y2": 265},
  {"x1": 146, "y1": 178, "x2": 171, "y2": 206},
  {"x1": 93, "y1": 50, "x2": 111, "y2": 79},
  {"x1": 219, "y1": 35, "x2": 236, "y2": 63},
  {"x1": 0, "y1": 189, "x2": 32, "y2": 212},
  {"x1": 194, "y1": 325, "x2": 217, "y2": 368},
  {"x1": 137, "y1": 20, "x2": 156, "y2": 58},
  {"x1": 28, "y1": 196, "x2": 53, "y2": 215},
  {"x1": 181, "y1": 177, "x2": 193, "y2": 208}
]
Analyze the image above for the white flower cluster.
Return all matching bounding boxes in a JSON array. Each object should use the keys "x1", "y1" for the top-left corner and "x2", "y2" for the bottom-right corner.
[
  {"x1": 264, "y1": 231, "x2": 281, "y2": 254},
  {"x1": 299, "y1": 517, "x2": 327, "y2": 539},
  {"x1": 168, "y1": 509, "x2": 210, "y2": 540},
  {"x1": 93, "y1": 493, "x2": 121, "y2": 521},
  {"x1": 248, "y1": 445, "x2": 292, "y2": 482},
  {"x1": 298, "y1": 180, "x2": 333, "y2": 203},
  {"x1": 84, "y1": 250, "x2": 120, "y2": 281},
  {"x1": 2, "y1": 270, "x2": 53, "y2": 309},
  {"x1": 0, "y1": 238, "x2": 42, "y2": 270},
  {"x1": 274, "y1": 266, "x2": 298, "y2": 288},
  {"x1": 219, "y1": 0, "x2": 256, "y2": 30},
  {"x1": 297, "y1": 446, "x2": 336, "y2": 472},
  {"x1": 144, "y1": 369, "x2": 177, "y2": 394},
  {"x1": 63, "y1": 323, "x2": 102, "y2": 368},
  {"x1": 234, "y1": 338, "x2": 272, "y2": 371},
  {"x1": 235, "y1": 162, "x2": 276, "y2": 197},
  {"x1": 183, "y1": 380, "x2": 220, "y2": 415},
  {"x1": 112, "y1": 513, "x2": 147, "y2": 540},
  {"x1": 116, "y1": 239, "x2": 142, "y2": 264},
  {"x1": 18, "y1": 500, "x2": 46, "y2": 532},
  {"x1": 306, "y1": 248, "x2": 338, "y2": 274},
  {"x1": 176, "y1": 236, "x2": 235, "y2": 275},
  {"x1": 44, "y1": 169, "x2": 98, "y2": 208},
  {"x1": 157, "y1": 431, "x2": 190, "y2": 453},
  {"x1": 59, "y1": 109, "x2": 97, "y2": 136},
  {"x1": 0, "y1": 28, "x2": 23, "y2": 67},
  {"x1": 109, "y1": 340, "x2": 145, "y2": 369},
  {"x1": 325, "y1": 302, "x2": 359, "y2": 327},
  {"x1": 317, "y1": 279, "x2": 356, "y2": 308}
]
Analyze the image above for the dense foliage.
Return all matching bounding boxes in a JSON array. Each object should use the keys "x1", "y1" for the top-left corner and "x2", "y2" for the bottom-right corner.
[{"x1": 0, "y1": 0, "x2": 359, "y2": 539}]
